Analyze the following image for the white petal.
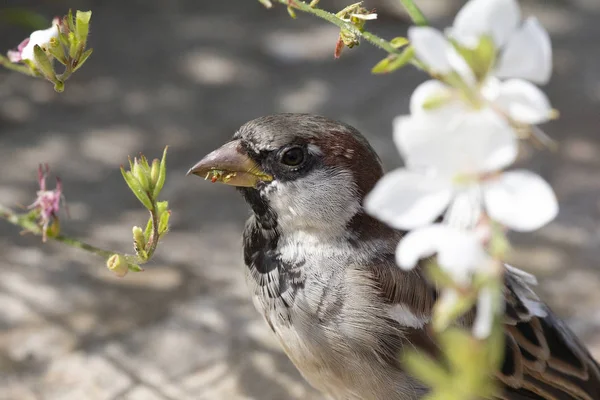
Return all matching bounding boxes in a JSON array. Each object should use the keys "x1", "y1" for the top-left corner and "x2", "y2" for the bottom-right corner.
[
  {"x1": 396, "y1": 109, "x2": 517, "y2": 175},
  {"x1": 396, "y1": 225, "x2": 452, "y2": 269},
  {"x1": 436, "y1": 229, "x2": 488, "y2": 284},
  {"x1": 20, "y1": 25, "x2": 60, "y2": 62},
  {"x1": 483, "y1": 170, "x2": 558, "y2": 231},
  {"x1": 473, "y1": 287, "x2": 495, "y2": 338},
  {"x1": 365, "y1": 169, "x2": 452, "y2": 230},
  {"x1": 444, "y1": 187, "x2": 483, "y2": 230},
  {"x1": 495, "y1": 79, "x2": 553, "y2": 124},
  {"x1": 408, "y1": 27, "x2": 454, "y2": 74},
  {"x1": 409, "y1": 80, "x2": 456, "y2": 116},
  {"x1": 396, "y1": 225, "x2": 488, "y2": 285},
  {"x1": 496, "y1": 18, "x2": 552, "y2": 84},
  {"x1": 452, "y1": 0, "x2": 521, "y2": 48}
]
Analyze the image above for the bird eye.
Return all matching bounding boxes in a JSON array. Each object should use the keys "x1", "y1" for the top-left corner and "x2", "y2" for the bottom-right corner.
[{"x1": 280, "y1": 147, "x2": 305, "y2": 167}]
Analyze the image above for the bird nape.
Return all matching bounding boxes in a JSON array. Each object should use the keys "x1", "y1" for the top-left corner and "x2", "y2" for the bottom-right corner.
[{"x1": 188, "y1": 113, "x2": 600, "y2": 400}]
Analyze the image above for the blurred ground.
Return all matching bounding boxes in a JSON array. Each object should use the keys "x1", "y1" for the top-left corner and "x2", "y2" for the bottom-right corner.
[{"x1": 0, "y1": 0, "x2": 599, "y2": 399}]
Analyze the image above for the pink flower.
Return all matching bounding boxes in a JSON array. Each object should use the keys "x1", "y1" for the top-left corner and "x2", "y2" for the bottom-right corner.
[{"x1": 29, "y1": 164, "x2": 65, "y2": 242}]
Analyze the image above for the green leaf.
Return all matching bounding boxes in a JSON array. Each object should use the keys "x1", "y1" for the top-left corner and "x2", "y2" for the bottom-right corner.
[
  {"x1": 72, "y1": 48, "x2": 93, "y2": 72},
  {"x1": 33, "y1": 45, "x2": 57, "y2": 82},
  {"x1": 152, "y1": 146, "x2": 168, "y2": 198},
  {"x1": 120, "y1": 167, "x2": 153, "y2": 210},
  {"x1": 144, "y1": 216, "x2": 153, "y2": 241},
  {"x1": 68, "y1": 31, "x2": 78, "y2": 59},
  {"x1": 287, "y1": 6, "x2": 296, "y2": 19},
  {"x1": 66, "y1": 9, "x2": 76, "y2": 33},
  {"x1": 48, "y1": 37, "x2": 67, "y2": 65},
  {"x1": 158, "y1": 210, "x2": 170, "y2": 236},
  {"x1": 156, "y1": 201, "x2": 169, "y2": 216},
  {"x1": 390, "y1": 36, "x2": 409, "y2": 49},
  {"x1": 128, "y1": 263, "x2": 144, "y2": 272},
  {"x1": 75, "y1": 10, "x2": 92, "y2": 45},
  {"x1": 371, "y1": 46, "x2": 414, "y2": 74}
]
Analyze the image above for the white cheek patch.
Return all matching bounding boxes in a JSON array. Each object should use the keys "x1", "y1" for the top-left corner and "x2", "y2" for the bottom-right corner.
[{"x1": 265, "y1": 168, "x2": 360, "y2": 236}]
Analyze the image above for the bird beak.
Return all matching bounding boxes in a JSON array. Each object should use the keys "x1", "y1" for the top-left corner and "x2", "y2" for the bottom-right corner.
[{"x1": 186, "y1": 140, "x2": 273, "y2": 187}]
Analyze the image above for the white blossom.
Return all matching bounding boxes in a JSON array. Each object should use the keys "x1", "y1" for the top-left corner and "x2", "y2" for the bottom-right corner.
[
  {"x1": 7, "y1": 18, "x2": 60, "y2": 64},
  {"x1": 365, "y1": 106, "x2": 558, "y2": 232},
  {"x1": 407, "y1": 0, "x2": 554, "y2": 134}
]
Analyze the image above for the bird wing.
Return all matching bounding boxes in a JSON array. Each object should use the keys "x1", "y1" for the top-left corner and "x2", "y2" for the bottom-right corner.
[{"x1": 368, "y1": 260, "x2": 600, "y2": 400}]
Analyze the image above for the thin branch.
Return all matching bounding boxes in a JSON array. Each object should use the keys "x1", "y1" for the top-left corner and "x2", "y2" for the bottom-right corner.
[
  {"x1": 0, "y1": 54, "x2": 36, "y2": 76},
  {"x1": 0, "y1": 203, "x2": 124, "y2": 261},
  {"x1": 279, "y1": 0, "x2": 403, "y2": 55}
]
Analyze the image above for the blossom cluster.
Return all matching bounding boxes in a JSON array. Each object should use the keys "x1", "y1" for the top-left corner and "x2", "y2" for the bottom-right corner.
[{"x1": 365, "y1": 0, "x2": 557, "y2": 337}]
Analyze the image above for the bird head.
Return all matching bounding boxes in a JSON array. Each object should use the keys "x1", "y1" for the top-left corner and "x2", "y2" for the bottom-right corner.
[{"x1": 188, "y1": 113, "x2": 385, "y2": 237}]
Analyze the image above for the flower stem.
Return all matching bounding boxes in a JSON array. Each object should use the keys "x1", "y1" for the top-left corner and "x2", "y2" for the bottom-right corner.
[
  {"x1": 397, "y1": 0, "x2": 428, "y2": 26},
  {"x1": 0, "y1": 54, "x2": 36, "y2": 76},
  {"x1": 0, "y1": 203, "x2": 126, "y2": 262},
  {"x1": 279, "y1": 0, "x2": 403, "y2": 55}
]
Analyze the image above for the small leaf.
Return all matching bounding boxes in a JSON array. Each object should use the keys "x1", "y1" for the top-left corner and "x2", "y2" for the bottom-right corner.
[
  {"x1": 48, "y1": 37, "x2": 66, "y2": 65},
  {"x1": 287, "y1": 6, "x2": 296, "y2": 19},
  {"x1": 58, "y1": 31, "x2": 70, "y2": 47},
  {"x1": 72, "y1": 48, "x2": 93, "y2": 72},
  {"x1": 66, "y1": 9, "x2": 76, "y2": 33},
  {"x1": 371, "y1": 46, "x2": 414, "y2": 74},
  {"x1": 144, "y1": 216, "x2": 153, "y2": 241},
  {"x1": 158, "y1": 210, "x2": 170, "y2": 235},
  {"x1": 390, "y1": 36, "x2": 409, "y2": 49},
  {"x1": 68, "y1": 31, "x2": 78, "y2": 59},
  {"x1": 33, "y1": 45, "x2": 57, "y2": 82},
  {"x1": 152, "y1": 146, "x2": 168, "y2": 198},
  {"x1": 120, "y1": 167, "x2": 153, "y2": 210},
  {"x1": 75, "y1": 10, "x2": 92, "y2": 45},
  {"x1": 128, "y1": 263, "x2": 144, "y2": 272}
]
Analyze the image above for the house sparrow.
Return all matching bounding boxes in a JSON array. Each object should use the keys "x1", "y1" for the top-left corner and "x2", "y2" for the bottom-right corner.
[{"x1": 188, "y1": 114, "x2": 600, "y2": 400}]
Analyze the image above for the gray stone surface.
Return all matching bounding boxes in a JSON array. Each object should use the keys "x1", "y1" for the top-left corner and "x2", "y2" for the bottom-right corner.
[{"x1": 0, "y1": 0, "x2": 599, "y2": 399}]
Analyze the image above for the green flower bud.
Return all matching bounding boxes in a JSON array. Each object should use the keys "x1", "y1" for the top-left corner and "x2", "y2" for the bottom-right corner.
[
  {"x1": 132, "y1": 158, "x2": 151, "y2": 193},
  {"x1": 107, "y1": 254, "x2": 128, "y2": 278},
  {"x1": 132, "y1": 225, "x2": 146, "y2": 254},
  {"x1": 150, "y1": 159, "x2": 160, "y2": 188},
  {"x1": 152, "y1": 146, "x2": 168, "y2": 198},
  {"x1": 120, "y1": 167, "x2": 153, "y2": 210}
]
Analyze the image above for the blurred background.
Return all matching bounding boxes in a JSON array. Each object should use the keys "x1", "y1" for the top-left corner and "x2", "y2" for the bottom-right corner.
[{"x1": 0, "y1": 0, "x2": 599, "y2": 399}]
